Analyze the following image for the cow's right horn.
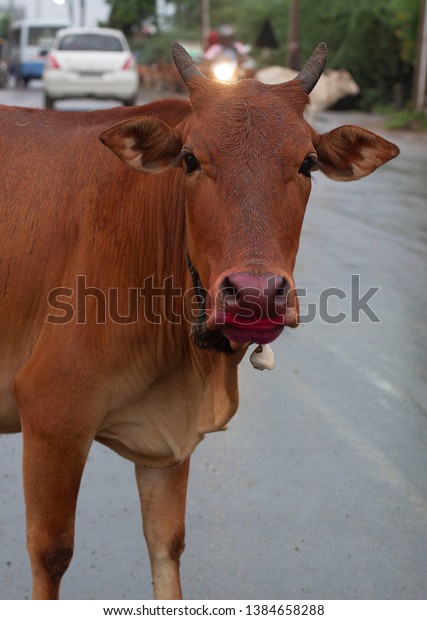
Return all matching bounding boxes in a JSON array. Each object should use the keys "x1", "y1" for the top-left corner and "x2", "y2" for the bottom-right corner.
[
  {"x1": 292, "y1": 42, "x2": 328, "y2": 93},
  {"x1": 172, "y1": 42, "x2": 207, "y2": 85}
]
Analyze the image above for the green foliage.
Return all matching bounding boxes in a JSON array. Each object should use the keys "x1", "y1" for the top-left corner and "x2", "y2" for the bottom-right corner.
[
  {"x1": 389, "y1": 0, "x2": 420, "y2": 65},
  {"x1": 0, "y1": 13, "x2": 10, "y2": 40},
  {"x1": 386, "y1": 108, "x2": 427, "y2": 131},
  {"x1": 105, "y1": 0, "x2": 156, "y2": 35},
  {"x1": 295, "y1": 0, "x2": 411, "y2": 110},
  {"x1": 135, "y1": 30, "x2": 178, "y2": 64}
]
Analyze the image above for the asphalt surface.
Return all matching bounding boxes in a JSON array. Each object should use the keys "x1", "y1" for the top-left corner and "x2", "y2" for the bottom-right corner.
[{"x1": 0, "y1": 81, "x2": 427, "y2": 600}]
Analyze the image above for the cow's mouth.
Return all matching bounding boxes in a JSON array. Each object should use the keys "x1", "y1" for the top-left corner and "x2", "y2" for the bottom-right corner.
[
  {"x1": 188, "y1": 294, "x2": 283, "y2": 354},
  {"x1": 222, "y1": 319, "x2": 285, "y2": 346},
  {"x1": 191, "y1": 320, "x2": 284, "y2": 353},
  {"x1": 185, "y1": 252, "x2": 296, "y2": 353}
]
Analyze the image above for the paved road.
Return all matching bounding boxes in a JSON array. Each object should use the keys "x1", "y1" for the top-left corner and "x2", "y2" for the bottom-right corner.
[{"x1": 1, "y1": 82, "x2": 427, "y2": 600}]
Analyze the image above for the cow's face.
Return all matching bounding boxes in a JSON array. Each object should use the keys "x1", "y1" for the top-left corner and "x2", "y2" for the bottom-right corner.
[
  {"x1": 176, "y1": 79, "x2": 313, "y2": 347},
  {"x1": 101, "y1": 44, "x2": 399, "y2": 351}
]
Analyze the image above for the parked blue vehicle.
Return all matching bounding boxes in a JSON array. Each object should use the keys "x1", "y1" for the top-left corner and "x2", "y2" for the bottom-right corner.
[{"x1": 9, "y1": 18, "x2": 69, "y2": 85}]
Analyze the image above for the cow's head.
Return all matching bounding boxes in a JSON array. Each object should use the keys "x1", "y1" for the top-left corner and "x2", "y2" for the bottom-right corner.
[
  {"x1": 325, "y1": 69, "x2": 360, "y2": 98},
  {"x1": 100, "y1": 43, "x2": 399, "y2": 353}
]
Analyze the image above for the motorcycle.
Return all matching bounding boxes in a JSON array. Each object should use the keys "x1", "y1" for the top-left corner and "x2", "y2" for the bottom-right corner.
[
  {"x1": 206, "y1": 48, "x2": 256, "y2": 84},
  {"x1": 211, "y1": 54, "x2": 241, "y2": 83}
]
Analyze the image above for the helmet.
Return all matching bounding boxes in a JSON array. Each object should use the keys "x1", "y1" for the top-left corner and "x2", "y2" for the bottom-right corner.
[{"x1": 218, "y1": 25, "x2": 236, "y2": 41}]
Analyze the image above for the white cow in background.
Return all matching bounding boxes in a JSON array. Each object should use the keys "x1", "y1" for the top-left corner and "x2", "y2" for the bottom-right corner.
[{"x1": 255, "y1": 66, "x2": 360, "y2": 124}]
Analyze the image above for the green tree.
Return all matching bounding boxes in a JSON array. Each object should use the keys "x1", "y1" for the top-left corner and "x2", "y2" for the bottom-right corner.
[
  {"x1": 105, "y1": 0, "x2": 156, "y2": 36},
  {"x1": 297, "y1": 0, "x2": 419, "y2": 109},
  {"x1": 0, "y1": 13, "x2": 11, "y2": 40}
]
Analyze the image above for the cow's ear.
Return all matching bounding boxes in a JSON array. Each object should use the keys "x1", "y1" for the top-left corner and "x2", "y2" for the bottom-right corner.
[
  {"x1": 314, "y1": 125, "x2": 399, "y2": 181},
  {"x1": 100, "y1": 116, "x2": 182, "y2": 173}
]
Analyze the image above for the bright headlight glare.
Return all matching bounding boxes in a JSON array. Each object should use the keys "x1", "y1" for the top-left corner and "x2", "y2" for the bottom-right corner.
[{"x1": 213, "y1": 62, "x2": 234, "y2": 82}]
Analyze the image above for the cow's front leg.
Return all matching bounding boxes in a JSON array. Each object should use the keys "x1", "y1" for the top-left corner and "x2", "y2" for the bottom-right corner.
[
  {"x1": 16, "y1": 367, "x2": 96, "y2": 600},
  {"x1": 20, "y1": 415, "x2": 93, "y2": 599},
  {"x1": 135, "y1": 458, "x2": 190, "y2": 600}
]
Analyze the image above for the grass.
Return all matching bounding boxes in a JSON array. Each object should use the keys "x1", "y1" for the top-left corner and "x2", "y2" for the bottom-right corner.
[{"x1": 385, "y1": 108, "x2": 427, "y2": 132}]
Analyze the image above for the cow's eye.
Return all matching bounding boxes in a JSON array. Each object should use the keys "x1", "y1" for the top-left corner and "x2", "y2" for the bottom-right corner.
[
  {"x1": 298, "y1": 156, "x2": 318, "y2": 178},
  {"x1": 183, "y1": 152, "x2": 201, "y2": 174}
]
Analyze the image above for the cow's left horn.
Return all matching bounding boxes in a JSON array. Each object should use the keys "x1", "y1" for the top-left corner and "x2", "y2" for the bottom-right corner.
[
  {"x1": 172, "y1": 42, "x2": 207, "y2": 85},
  {"x1": 293, "y1": 42, "x2": 328, "y2": 93}
]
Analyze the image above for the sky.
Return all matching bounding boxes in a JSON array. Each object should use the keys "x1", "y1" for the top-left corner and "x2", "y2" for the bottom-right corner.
[{"x1": 13, "y1": 0, "x2": 110, "y2": 26}]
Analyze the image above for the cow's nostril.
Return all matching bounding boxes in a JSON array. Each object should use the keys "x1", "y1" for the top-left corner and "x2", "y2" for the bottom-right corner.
[
  {"x1": 271, "y1": 276, "x2": 287, "y2": 297},
  {"x1": 275, "y1": 277, "x2": 289, "y2": 298},
  {"x1": 221, "y1": 277, "x2": 235, "y2": 293},
  {"x1": 221, "y1": 277, "x2": 240, "y2": 311},
  {"x1": 221, "y1": 277, "x2": 237, "y2": 298}
]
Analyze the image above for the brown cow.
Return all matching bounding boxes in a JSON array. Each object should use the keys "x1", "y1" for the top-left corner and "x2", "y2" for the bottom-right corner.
[{"x1": 0, "y1": 43, "x2": 399, "y2": 599}]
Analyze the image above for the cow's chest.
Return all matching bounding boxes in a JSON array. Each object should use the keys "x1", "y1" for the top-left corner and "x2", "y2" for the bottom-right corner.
[{"x1": 95, "y1": 362, "x2": 239, "y2": 467}]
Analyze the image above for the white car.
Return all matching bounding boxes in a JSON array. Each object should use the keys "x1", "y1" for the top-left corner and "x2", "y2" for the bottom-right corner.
[{"x1": 43, "y1": 27, "x2": 139, "y2": 108}]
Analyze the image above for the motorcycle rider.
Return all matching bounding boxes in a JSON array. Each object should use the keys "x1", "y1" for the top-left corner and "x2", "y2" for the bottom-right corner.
[
  {"x1": 204, "y1": 25, "x2": 246, "y2": 63},
  {"x1": 204, "y1": 25, "x2": 255, "y2": 81}
]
